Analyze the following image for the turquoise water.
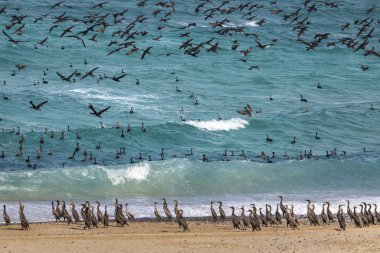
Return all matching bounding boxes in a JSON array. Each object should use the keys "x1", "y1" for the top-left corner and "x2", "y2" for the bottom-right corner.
[{"x1": 0, "y1": 0, "x2": 379, "y2": 222}]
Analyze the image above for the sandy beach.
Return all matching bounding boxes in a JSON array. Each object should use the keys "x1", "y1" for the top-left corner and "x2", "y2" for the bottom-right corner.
[{"x1": 1, "y1": 220, "x2": 380, "y2": 253}]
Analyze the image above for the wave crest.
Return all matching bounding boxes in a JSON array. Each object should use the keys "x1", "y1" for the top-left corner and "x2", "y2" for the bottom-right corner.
[
  {"x1": 184, "y1": 118, "x2": 249, "y2": 131},
  {"x1": 102, "y1": 163, "x2": 150, "y2": 186}
]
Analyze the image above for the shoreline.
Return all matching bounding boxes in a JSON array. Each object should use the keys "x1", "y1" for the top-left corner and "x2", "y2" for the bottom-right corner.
[{"x1": 1, "y1": 220, "x2": 380, "y2": 253}]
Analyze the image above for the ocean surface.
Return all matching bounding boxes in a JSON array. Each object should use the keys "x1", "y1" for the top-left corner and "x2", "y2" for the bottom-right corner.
[{"x1": 0, "y1": 0, "x2": 379, "y2": 223}]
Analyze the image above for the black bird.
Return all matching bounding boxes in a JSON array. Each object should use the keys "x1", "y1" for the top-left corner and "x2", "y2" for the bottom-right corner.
[
  {"x1": 30, "y1": 100, "x2": 48, "y2": 110},
  {"x1": 81, "y1": 67, "x2": 99, "y2": 80},
  {"x1": 255, "y1": 40, "x2": 274, "y2": 49},
  {"x1": 141, "y1": 46, "x2": 153, "y2": 60},
  {"x1": 88, "y1": 103, "x2": 111, "y2": 118},
  {"x1": 2, "y1": 30, "x2": 29, "y2": 45},
  {"x1": 111, "y1": 73, "x2": 127, "y2": 82},
  {"x1": 91, "y1": 1, "x2": 109, "y2": 9}
]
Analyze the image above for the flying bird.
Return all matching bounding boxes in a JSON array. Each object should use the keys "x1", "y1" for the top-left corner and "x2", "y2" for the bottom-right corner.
[
  {"x1": 30, "y1": 101, "x2": 48, "y2": 111},
  {"x1": 88, "y1": 103, "x2": 111, "y2": 118}
]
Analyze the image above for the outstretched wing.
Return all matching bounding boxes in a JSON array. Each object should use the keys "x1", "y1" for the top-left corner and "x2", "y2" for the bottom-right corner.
[
  {"x1": 36, "y1": 101, "x2": 48, "y2": 109},
  {"x1": 88, "y1": 103, "x2": 98, "y2": 114},
  {"x1": 98, "y1": 106, "x2": 111, "y2": 115}
]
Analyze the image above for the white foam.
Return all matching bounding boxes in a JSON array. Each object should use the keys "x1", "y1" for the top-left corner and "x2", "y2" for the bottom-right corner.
[
  {"x1": 184, "y1": 118, "x2": 249, "y2": 131},
  {"x1": 245, "y1": 21, "x2": 260, "y2": 27},
  {"x1": 103, "y1": 163, "x2": 150, "y2": 186}
]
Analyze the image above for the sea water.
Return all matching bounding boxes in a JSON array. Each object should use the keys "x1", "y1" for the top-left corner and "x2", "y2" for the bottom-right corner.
[{"x1": 0, "y1": 0, "x2": 379, "y2": 223}]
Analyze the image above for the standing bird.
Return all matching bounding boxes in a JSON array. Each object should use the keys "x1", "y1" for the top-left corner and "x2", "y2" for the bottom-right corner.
[
  {"x1": 19, "y1": 202, "x2": 31, "y2": 230},
  {"x1": 82, "y1": 202, "x2": 92, "y2": 230},
  {"x1": 210, "y1": 202, "x2": 218, "y2": 222},
  {"x1": 266, "y1": 204, "x2": 277, "y2": 226},
  {"x1": 337, "y1": 205, "x2": 346, "y2": 231},
  {"x1": 278, "y1": 195, "x2": 287, "y2": 217},
  {"x1": 247, "y1": 209, "x2": 261, "y2": 232},
  {"x1": 259, "y1": 208, "x2": 268, "y2": 227},
  {"x1": 373, "y1": 204, "x2": 380, "y2": 224},
  {"x1": 103, "y1": 205, "x2": 109, "y2": 227},
  {"x1": 353, "y1": 206, "x2": 362, "y2": 228},
  {"x1": 275, "y1": 204, "x2": 282, "y2": 224},
  {"x1": 125, "y1": 203, "x2": 135, "y2": 222},
  {"x1": 218, "y1": 201, "x2": 227, "y2": 221},
  {"x1": 51, "y1": 201, "x2": 61, "y2": 221},
  {"x1": 230, "y1": 207, "x2": 241, "y2": 229},
  {"x1": 240, "y1": 206, "x2": 250, "y2": 229},
  {"x1": 325, "y1": 202, "x2": 335, "y2": 223},
  {"x1": 70, "y1": 201, "x2": 80, "y2": 223},
  {"x1": 162, "y1": 198, "x2": 173, "y2": 221},
  {"x1": 3, "y1": 204, "x2": 10, "y2": 225},
  {"x1": 154, "y1": 202, "x2": 162, "y2": 222},
  {"x1": 177, "y1": 210, "x2": 190, "y2": 232},
  {"x1": 320, "y1": 203, "x2": 328, "y2": 225},
  {"x1": 96, "y1": 201, "x2": 103, "y2": 224},
  {"x1": 61, "y1": 201, "x2": 73, "y2": 225},
  {"x1": 346, "y1": 200, "x2": 355, "y2": 223}
]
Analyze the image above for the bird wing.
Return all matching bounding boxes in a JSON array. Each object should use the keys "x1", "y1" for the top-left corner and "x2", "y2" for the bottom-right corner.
[
  {"x1": 98, "y1": 106, "x2": 111, "y2": 115},
  {"x1": 88, "y1": 104, "x2": 98, "y2": 114},
  {"x1": 2, "y1": 30, "x2": 16, "y2": 43},
  {"x1": 36, "y1": 101, "x2": 48, "y2": 109}
]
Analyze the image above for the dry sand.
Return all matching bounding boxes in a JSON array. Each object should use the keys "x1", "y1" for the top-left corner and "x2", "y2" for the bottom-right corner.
[{"x1": 1, "y1": 220, "x2": 380, "y2": 253}]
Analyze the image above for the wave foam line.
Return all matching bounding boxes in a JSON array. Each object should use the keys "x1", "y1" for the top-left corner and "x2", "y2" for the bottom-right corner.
[{"x1": 184, "y1": 118, "x2": 249, "y2": 131}]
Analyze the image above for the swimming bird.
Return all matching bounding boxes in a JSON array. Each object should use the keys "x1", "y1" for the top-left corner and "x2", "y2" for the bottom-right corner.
[
  {"x1": 88, "y1": 103, "x2": 111, "y2": 118},
  {"x1": 300, "y1": 95, "x2": 307, "y2": 102},
  {"x1": 266, "y1": 134, "x2": 273, "y2": 143},
  {"x1": 3, "y1": 205, "x2": 10, "y2": 226},
  {"x1": 29, "y1": 100, "x2": 48, "y2": 110},
  {"x1": 315, "y1": 132, "x2": 320, "y2": 140}
]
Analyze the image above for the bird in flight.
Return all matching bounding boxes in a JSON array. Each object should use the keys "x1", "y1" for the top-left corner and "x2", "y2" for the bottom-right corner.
[
  {"x1": 30, "y1": 100, "x2": 48, "y2": 110},
  {"x1": 88, "y1": 103, "x2": 111, "y2": 118}
]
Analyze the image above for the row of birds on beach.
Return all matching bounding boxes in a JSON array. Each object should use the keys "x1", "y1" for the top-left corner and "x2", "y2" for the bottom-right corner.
[{"x1": 3, "y1": 196, "x2": 380, "y2": 232}]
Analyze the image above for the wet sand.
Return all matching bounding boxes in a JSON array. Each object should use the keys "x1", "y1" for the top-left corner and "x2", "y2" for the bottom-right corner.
[{"x1": 1, "y1": 220, "x2": 380, "y2": 253}]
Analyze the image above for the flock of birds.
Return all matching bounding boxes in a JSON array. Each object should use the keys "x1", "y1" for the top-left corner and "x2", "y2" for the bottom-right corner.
[
  {"x1": 0, "y1": 0, "x2": 378, "y2": 169},
  {"x1": 3, "y1": 196, "x2": 380, "y2": 232}
]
